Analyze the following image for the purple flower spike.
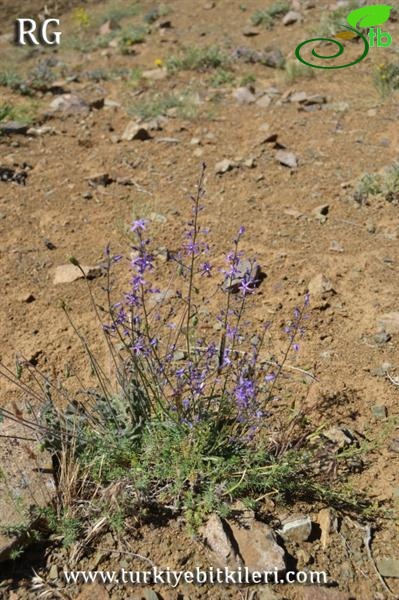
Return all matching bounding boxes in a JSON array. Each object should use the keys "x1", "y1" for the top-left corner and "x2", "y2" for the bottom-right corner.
[{"x1": 130, "y1": 219, "x2": 147, "y2": 232}]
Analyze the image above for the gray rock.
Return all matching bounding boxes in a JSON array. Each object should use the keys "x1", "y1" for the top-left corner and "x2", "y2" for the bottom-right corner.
[
  {"x1": 256, "y1": 589, "x2": 280, "y2": 600},
  {"x1": 142, "y1": 68, "x2": 167, "y2": 80},
  {"x1": 48, "y1": 564, "x2": 58, "y2": 579},
  {"x1": 27, "y1": 126, "x2": 55, "y2": 136},
  {"x1": 49, "y1": 94, "x2": 90, "y2": 115},
  {"x1": 308, "y1": 273, "x2": 334, "y2": 297},
  {"x1": 99, "y1": 19, "x2": 120, "y2": 35},
  {"x1": 122, "y1": 122, "x2": 152, "y2": 141},
  {"x1": 53, "y1": 264, "x2": 102, "y2": 285},
  {"x1": 329, "y1": 240, "x2": 344, "y2": 253},
  {"x1": 318, "y1": 507, "x2": 338, "y2": 549},
  {"x1": 243, "y1": 157, "x2": 256, "y2": 168},
  {"x1": 323, "y1": 426, "x2": 354, "y2": 448},
  {"x1": 87, "y1": 172, "x2": 113, "y2": 187},
  {"x1": 312, "y1": 204, "x2": 329, "y2": 221},
  {"x1": 233, "y1": 86, "x2": 256, "y2": 105},
  {"x1": 276, "y1": 150, "x2": 297, "y2": 169},
  {"x1": 223, "y1": 258, "x2": 263, "y2": 293},
  {"x1": 284, "y1": 208, "x2": 304, "y2": 219},
  {"x1": 215, "y1": 159, "x2": 236, "y2": 174},
  {"x1": 262, "y1": 48, "x2": 285, "y2": 69},
  {"x1": 289, "y1": 91, "x2": 308, "y2": 103},
  {"x1": 390, "y1": 438, "x2": 399, "y2": 453},
  {"x1": 374, "y1": 332, "x2": 391, "y2": 345},
  {"x1": 305, "y1": 94, "x2": 327, "y2": 106},
  {"x1": 299, "y1": 588, "x2": 350, "y2": 600},
  {"x1": 230, "y1": 519, "x2": 286, "y2": 574},
  {"x1": 282, "y1": 10, "x2": 302, "y2": 25},
  {"x1": 376, "y1": 557, "x2": 399, "y2": 578},
  {"x1": 144, "y1": 592, "x2": 162, "y2": 600},
  {"x1": 377, "y1": 312, "x2": 399, "y2": 334},
  {"x1": 279, "y1": 515, "x2": 312, "y2": 543},
  {"x1": 372, "y1": 405, "x2": 388, "y2": 419},
  {"x1": 200, "y1": 514, "x2": 240, "y2": 568},
  {"x1": 256, "y1": 94, "x2": 272, "y2": 108},
  {"x1": 0, "y1": 121, "x2": 29, "y2": 135},
  {"x1": 242, "y1": 26, "x2": 259, "y2": 37},
  {"x1": 18, "y1": 292, "x2": 35, "y2": 303}
]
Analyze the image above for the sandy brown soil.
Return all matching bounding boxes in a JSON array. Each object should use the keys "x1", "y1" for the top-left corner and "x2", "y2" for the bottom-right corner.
[{"x1": 0, "y1": 0, "x2": 398, "y2": 598}]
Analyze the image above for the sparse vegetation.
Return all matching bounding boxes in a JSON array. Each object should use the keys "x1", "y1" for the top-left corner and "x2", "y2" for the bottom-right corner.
[
  {"x1": 130, "y1": 91, "x2": 199, "y2": 119},
  {"x1": 210, "y1": 67, "x2": 235, "y2": 87},
  {"x1": 119, "y1": 25, "x2": 148, "y2": 53},
  {"x1": 0, "y1": 101, "x2": 36, "y2": 124},
  {"x1": 374, "y1": 62, "x2": 399, "y2": 95},
  {"x1": 354, "y1": 163, "x2": 399, "y2": 203},
  {"x1": 284, "y1": 59, "x2": 316, "y2": 82},
  {"x1": 100, "y1": 1, "x2": 141, "y2": 23},
  {"x1": 251, "y1": 1, "x2": 290, "y2": 29},
  {"x1": 167, "y1": 46, "x2": 229, "y2": 73},
  {"x1": 316, "y1": 0, "x2": 360, "y2": 37}
]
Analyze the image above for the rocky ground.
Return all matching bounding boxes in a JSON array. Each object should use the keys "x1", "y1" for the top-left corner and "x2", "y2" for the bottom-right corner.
[{"x1": 0, "y1": 0, "x2": 399, "y2": 598}]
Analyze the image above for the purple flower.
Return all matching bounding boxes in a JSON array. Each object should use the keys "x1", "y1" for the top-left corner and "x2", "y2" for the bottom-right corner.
[
  {"x1": 239, "y1": 276, "x2": 255, "y2": 296},
  {"x1": 131, "y1": 252, "x2": 153, "y2": 274},
  {"x1": 200, "y1": 262, "x2": 212, "y2": 277},
  {"x1": 130, "y1": 219, "x2": 147, "y2": 232},
  {"x1": 234, "y1": 376, "x2": 256, "y2": 410},
  {"x1": 265, "y1": 372, "x2": 276, "y2": 383},
  {"x1": 131, "y1": 338, "x2": 145, "y2": 354}
]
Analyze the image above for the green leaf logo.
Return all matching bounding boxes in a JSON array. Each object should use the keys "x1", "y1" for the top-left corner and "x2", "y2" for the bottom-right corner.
[{"x1": 347, "y1": 4, "x2": 393, "y2": 29}]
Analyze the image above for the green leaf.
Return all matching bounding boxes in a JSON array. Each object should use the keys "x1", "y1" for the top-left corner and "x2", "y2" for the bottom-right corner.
[{"x1": 347, "y1": 5, "x2": 393, "y2": 29}]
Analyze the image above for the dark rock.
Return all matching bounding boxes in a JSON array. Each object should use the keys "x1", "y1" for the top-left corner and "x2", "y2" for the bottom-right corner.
[
  {"x1": 0, "y1": 166, "x2": 27, "y2": 185},
  {"x1": 0, "y1": 121, "x2": 29, "y2": 135}
]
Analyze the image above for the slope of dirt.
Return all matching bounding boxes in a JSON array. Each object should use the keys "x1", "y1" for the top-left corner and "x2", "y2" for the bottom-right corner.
[{"x1": 0, "y1": 0, "x2": 398, "y2": 598}]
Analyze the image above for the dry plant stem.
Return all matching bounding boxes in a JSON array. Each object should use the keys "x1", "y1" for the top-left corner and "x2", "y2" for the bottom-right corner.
[
  {"x1": 186, "y1": 163, "x2": 206, "y2": 359},
  {"x1": 363, "y1": 524, "x2": 395, "y2": 597}
]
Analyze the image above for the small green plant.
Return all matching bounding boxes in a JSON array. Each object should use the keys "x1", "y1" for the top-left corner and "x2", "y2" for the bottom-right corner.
[
  {"x1": 0, "y1": 69, "x2": 36, "y2": 96},
  {"x1": 354, "y1": 163, "x2": 399, "y2": 203},
  {"x1": 284, "y1": 59, "x2": 316, "y2": 83},
  {"x1": 210, "y1": 67, "x2": 235, "y2": 87},
  {"x1": 0, "y1": 102, "x2": 36, "y2": 125},
  {"x1": 251, "y1": 1, "x2": 290, "y2": 29},
  {"x1": 143, "y1": 4, "x2": 169, "y2": 24},
  {"x1": 85, "y1": 68, "x2": 110, "y2": 82},
  {"x1": 73, "y1": 7, "x2": 91, "y2": 30},
  {"x1": 119, "y1": 25, "x2": 148, "y2": 53},
  {"x1": 130, "y1": 92, "x2": 199, "y2": 120},
  {"x1": 316, "y1": 0, "x2": 360, "y2": 37},
  {"x1": 101, "y1": 1, "x2": 141, "y2": 23},
  {"x1": 0, "y1": 104, "x2": 12, "y2": 122},
  {"x1": 167, "y1": 46, "x2": 229, "y2": 73},
  {"x1": 240, "y1": 73, "x2": 256, "y2": 87},
  {"x1": 374, "y1": 62, "x2": 399, "y2": 95}
]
